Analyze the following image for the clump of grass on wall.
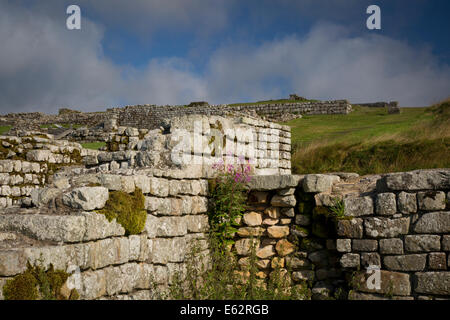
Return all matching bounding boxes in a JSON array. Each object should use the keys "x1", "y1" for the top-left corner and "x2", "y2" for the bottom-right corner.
[
  {"x1": 3, "y1": 262, "x2": 79, "y2": 300},
  {"x1": 97, "y1": 188, "x2": 147, "y2": 235}
]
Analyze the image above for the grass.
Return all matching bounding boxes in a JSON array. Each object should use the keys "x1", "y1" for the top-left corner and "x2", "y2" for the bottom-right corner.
[
  {"x1": 0, "y1": 125, "x2": 11, "y2": 135},
  {"x1": 81, "y1": 142, "x2": 106, "y2": 150},
  {"x1": 286, "y1": 100, "x2": 450, "y2": 175},
  {"x1": 228, "y1": 98, "x2": 317, "y2": 107}
]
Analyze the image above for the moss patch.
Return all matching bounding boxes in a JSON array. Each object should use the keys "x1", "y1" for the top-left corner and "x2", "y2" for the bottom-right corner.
[
  {"x1": 97, "y1": 188, "x2": 147, "y2": 235},
  {"x1": 3, "y1": 262, "x2": 78, "y2": 300}
]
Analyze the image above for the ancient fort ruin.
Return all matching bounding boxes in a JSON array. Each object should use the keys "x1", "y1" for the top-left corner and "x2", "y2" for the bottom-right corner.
[{"x1": 0, "y1": 100, "x2": 448, "y2": 300}]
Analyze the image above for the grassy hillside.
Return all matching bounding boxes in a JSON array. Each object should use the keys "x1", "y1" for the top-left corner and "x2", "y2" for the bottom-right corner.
[{"x1": 285, "y1": 100, "x2": 450, "y2": 175}]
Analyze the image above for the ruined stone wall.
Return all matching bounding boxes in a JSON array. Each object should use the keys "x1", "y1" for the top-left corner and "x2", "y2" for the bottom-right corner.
[
  {"x1": 108, "y1": 100, "x2": 352, "y2": 130},
  {"x1": 0, "y1": 169, "x2": 210, "y2": 300}
]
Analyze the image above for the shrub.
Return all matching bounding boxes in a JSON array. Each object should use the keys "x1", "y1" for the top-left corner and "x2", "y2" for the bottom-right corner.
[{"x1": 97, "y1": 188, "x2": 147, "y2": 235}]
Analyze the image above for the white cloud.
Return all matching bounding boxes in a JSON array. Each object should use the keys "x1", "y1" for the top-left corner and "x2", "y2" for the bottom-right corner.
[
  {"x1": 0, "y1": 2, "x2": 448, "y2": 114},
  {"x1": 204, "y1": 23, "x2": 450, "y2": 106}
]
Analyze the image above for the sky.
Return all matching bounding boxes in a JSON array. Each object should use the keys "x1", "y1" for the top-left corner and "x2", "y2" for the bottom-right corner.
[{"x1": 0, "y1": 0, "x2": 449, "y2": 114}]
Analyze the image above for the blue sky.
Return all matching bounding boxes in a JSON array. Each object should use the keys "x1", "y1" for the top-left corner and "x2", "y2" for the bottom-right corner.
[{"x1": 0, "y1": 0, "x2": 449, "y2": 113}]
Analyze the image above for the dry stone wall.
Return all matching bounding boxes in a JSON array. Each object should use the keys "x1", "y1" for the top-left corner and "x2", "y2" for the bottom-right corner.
[{"x1": 109, "y1": 100, "x2": 352, "y2": 130}]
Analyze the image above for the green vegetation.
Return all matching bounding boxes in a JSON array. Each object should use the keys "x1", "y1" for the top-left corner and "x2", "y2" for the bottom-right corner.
[
  {"x1": 3, "y1": 262, "x2": 78, "y2": 300},
  {"x1": 158, "y1": 237, "x2": 310, "y2": 300},
  {"x1": 97, "y1": 188, "x2": 147, "y2": 235},
  {"x1": 81, "y1": 141, "x2": 106, "y2": 150},
  {"x1": 228, "y1": 98, "x2": 317, "y2": 107},
  {"x1": 287, "y1": 100, "x2": 450, "y2": 175},
  {"x1": 0, "y1": 125, "x2": 11, "y2": 135},
  {"x1": 208, "y1": 161, "x2": 251, "y2": 249}
]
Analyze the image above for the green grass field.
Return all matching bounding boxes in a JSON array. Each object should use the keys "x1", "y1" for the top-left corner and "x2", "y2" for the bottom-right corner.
[
  {"x1": 81, "y1": 142, "x2": 106, "y2": 150},
  {"x1": 284, "y1": 101, "x2": 450, "y2": 175},
  {"x1": 228, "y1": 98, "x2": 317, "y2": 107},
  {"x1": 0, "y1": 126, "x2": 11, "y2": 135}
]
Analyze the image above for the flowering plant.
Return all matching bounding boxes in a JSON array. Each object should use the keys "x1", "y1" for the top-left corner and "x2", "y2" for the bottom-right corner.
[{"x1": 208, "y1": 157, "x2": 253, "y2": 248}]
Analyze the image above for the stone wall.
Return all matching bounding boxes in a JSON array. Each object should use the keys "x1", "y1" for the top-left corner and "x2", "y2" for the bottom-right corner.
[
  {"x1": 109, "y1": 100, "x2": 352, "y2": 130},
  {"x1": 82, "y1": 115, "x2": 292, "y2": 176},
  {"x1": 0, "y1": 169, "x2": 210, "y2": 300},
  {"x1": 334, "y1": 170, "x2": 450, "y2": 300}
]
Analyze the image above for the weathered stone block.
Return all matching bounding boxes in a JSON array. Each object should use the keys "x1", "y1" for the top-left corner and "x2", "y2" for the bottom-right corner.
[
  {"x1": 379, "y1": 238, "x2": 404, "y2": 255},
  {"x1": 340, "y1": 253, "x2": 360, "y2": 268},
  {"x1": 417, "y1": 191, "x2": 446, "y2": 211},
  {"x1": 352, "y1": 239, "x2": 378, "y2": 252},
  {"x1": 344, "y1": 196, "x2": 374, "y2": 217},
  {"x1": 384, "y1": 169, "x2": 450, "y2": 191},
  {"x1": 336, "y1": 239, "x2": 351, "y2": 252},
  {"x1": 404, "y1": 235, "x2": 441, "y2": 252},
  {"x1": 275, "y1": 239, "x2": 295, "y2": 256},
  {"x1": 302, "y1": 174, "x2": 339, "y2": 193},
  {"x1": 337, "y1": 218, "x2": 363, "y2": 238},
  {"x1": 414, "y1": 211, "x2": 450, "y2": 233},
  {"x1": 285, "y1": 256, "x2": 310, "y2": 269},
  {"x1": 185, "y1": 215, "x2": 209, "y2": 233},
  {"x1": 271, "y1": 195, "x2": 296, "y2": 207},
  {"x1": 155, "y1": 216, "x2": 187, "y2": 237},
  {"x1": 361, "y1": 252, "x2": 381, "y2": 268},
  {"x1": 443, "y1": 235, "x2": 450, "y2": 251},
  {"x1": 0, "y1": 250, "x2": 26, "y2": 276},
  {"x1": 384, "y1": 254, "x2": 426, "y2": 271},
  {"x1": 428, "y1": 253, "x2": 447, "y2": 270},
  {"x1": 242, "y1": 212, "x2": 262, "y2": 226},
  {"x1": 364, "y1": 217, "x2": 410, "y2": 238},
  {"x1": 397, "y1": 192, "x2": 417, "y2": 214},
  {"x1": 267, "y1": 226, "x2": 289, "y2": 238},
  {"x1": 414, "y1": 272, "x2": 450, "y2": 295},
  {"x1": 352, "y1": 270, "x2": 411, "y2": 296},
  {"x1": 376, "y1": 193, "x2": 396, "y2": 215},
  {"x1": 80, "y1": 269, "x2": 107, "y2": 300},
  {"x1": 236, "y1": 227, "x2": 264, "y2": 237},
  {"x1": 62, "y1": 187, "x2": 109, "y2": 211},
  {"x1": 256, "y1": 245, "x2": 275, "y2": 259},
  {"x1": 235, "y1": 238, "x2": 260, "y2": 256}
]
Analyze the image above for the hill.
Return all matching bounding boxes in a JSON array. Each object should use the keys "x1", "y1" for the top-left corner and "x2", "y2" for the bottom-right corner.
[{"x1": 285, "y1": 99, "x2": 450, "y2": 175}]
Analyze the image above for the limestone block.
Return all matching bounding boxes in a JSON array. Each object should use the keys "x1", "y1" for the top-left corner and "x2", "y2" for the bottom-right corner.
[
  {"x1": 352, "y1": 239, "x2": 378, "y2": 252},
  {"x1": 62, "y1": 187, "x2": 109, "y2": 211},
  {"x1": 340, "y1": 253, "x2": 360, "y2": 268},
  {"x1": 404, "y1": 235, "x2": 441, "y2": 252},
  {"x1": 155, "y1": 216, "x2": 187, "y2": 237},
  {"x1": 376, "y1": 193, "x2": 396, "y2": 215},
  {"x1": 235, "y1": 238, "x2": 260, "y2": 256},
  {"x1": 379, "y1": 238, "x2": 404, "y2": 255},
  {"x1": 185, "y1": 215, "x2": 209, "y2": 233},
  {"x1": 384, "y1": 169, "x2": 450, "y2": 191},
  {"x1": 133, "y1": 175, "x2": 151, "y2": 194},
  {"x1": 267, "y1": 226, "x2": 289, "y2": 238},
  {"x1": 0, "y1": 214, "x2": 86, "y2": 243},
  {"x1": 344, "y1": 196, "x2": 374, "y2": 217},
  {"x1": 397, "y1": 192, "x2": 417, "y2": 214},
  {"x1": 352, "y1": 270, "x2": 411, "y2": 296},
  {"x1": 414, "y1": 272, "x2": 450, "y2": 295},
  {"x1": 414, "y1": 211, "x2": 450, "y2": 233},
  {"x1": 417, "y1": 191, "x2": 446, "y2": 211},
  {"x1": 271, "y1": 195, "x2": 296, "y2": 207},
  {"x1": 336, "y1": 239, "x2": 351, "y2": 252},
  {"x1": 383, "y1": 254, "x2": 426, "y2": 271},
  {"x1": 275, "y1": 239, "x2": 295, "y2": 256},
  {"x1": 364, "y1": 217, "x2": 410, "y2": 238},
  {"x1": 337, "y1": 218, "x2": 363, "y2": 238},
  {"x1": 302, "y1": 174, "x2": 340, "y2": 193},
  {"x1": 242, "y1": 212, "x2": 262, "y2": 226},
  {"x1": 428, "y1": 253, "x2": 447, "y2": 270},
  {"x1": 80, "y1": 269, "x2": 107, "y2": 300}
]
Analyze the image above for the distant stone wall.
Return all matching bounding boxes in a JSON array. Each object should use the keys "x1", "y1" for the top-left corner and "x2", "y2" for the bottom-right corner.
[
  {"x1": 356, "y1": 101, "x2": 399, "y2": 108},
  {"x1": 108, "y1": 100, "x2": 352, "y2": 130}
]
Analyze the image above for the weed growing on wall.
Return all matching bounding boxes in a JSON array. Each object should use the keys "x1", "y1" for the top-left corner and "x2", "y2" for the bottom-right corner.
[
  {"x1": 160, "y1": 236, "x2": 310, "y2": 300},
  {"x1": 208, "y1": 159, "x2": 252, "y2": 249},
  {"x1": 3, "y1": 261, "x2": 79, "y2": 300}
]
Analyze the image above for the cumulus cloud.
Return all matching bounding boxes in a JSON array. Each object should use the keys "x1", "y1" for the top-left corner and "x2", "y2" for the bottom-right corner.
[
  {"x1": 205, "y1": 23, "x2": 450, "y2": 106},
  {"x1": 0, "y1": 1, "x2": 448, "y2": 114}
]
